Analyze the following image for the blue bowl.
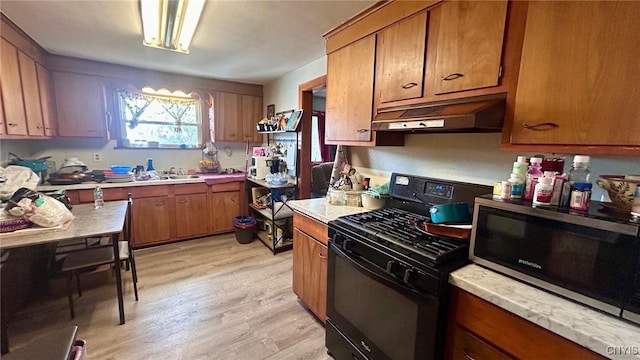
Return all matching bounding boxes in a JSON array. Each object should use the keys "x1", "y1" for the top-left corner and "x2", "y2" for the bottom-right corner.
[{"x1": 110, "y1": 165, "x2": 132, "y2": 174}]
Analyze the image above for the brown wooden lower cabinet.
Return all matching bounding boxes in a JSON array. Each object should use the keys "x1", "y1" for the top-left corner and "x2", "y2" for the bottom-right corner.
[
  {"x1": 445, "y1": 287, "x2": 607, "y2": 360},
  {"x1": 63, "y1": 181, "x2": 242, "y2": 247},
  {"x1": 292, "y1": 212, "x2": 328, "y2": 323}
]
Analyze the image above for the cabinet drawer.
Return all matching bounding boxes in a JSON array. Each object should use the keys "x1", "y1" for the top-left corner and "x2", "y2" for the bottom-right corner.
[
  {"x1": 172, "y1": 183, "x2": 207, "y2": 195},
  {"x1": 78, "y1": 187, "x2": 127, "y2": 203},
  {"x1": 130, "y1": 185, "x2": 170, "y2": 198},
  {"x1": 211, "y1": 182, "x2": 240, "y2": 193},
  {"x1": 452, "y1": 326, "x2": 513, "y2": 360},
  {"x1": 293, "y1": 212, "x2": 328, "y2": 246}
]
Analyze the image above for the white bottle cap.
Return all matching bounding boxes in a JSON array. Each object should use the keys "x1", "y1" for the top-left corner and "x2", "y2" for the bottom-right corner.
[
  {"x1": 573, "y1": 155, "x2": 590, "y2": 163},
  {"x1": 530, "y1": 157, "x2": 543, "y2": 164},
  {"x1": 510, "y1": 173, "x2": 523, "y2": 179},
  {"x1": 516, "y1": 156, "x2": 527, "y2": 163},
  {"x1": 539, "y1": 177, "x2": 553, "y2": 185},
  {"x1": 543, "y1": 171, "x2": 556, "y2": 178}
]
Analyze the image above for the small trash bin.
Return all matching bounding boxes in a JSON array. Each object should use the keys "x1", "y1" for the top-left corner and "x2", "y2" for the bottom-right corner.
[{"x1": 233, "y1": 216, "x2": 256, "y2": 244}]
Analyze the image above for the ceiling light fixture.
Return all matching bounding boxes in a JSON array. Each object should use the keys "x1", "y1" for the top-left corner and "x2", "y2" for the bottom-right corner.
[{"x1": 140, "y1": 0, "x2": 205, "y2": 54}]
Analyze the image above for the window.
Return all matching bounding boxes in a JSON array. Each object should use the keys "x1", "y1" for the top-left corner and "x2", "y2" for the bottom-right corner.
[{"x1": 117, "y1": 88, "x2": 203, "y2": 148}]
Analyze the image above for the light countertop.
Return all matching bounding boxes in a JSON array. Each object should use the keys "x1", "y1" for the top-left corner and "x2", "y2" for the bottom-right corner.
[
  {"x1": 450, "y1": 264, "x2": 640, "y2": 359},
  {"x1": 287, "y1": 198, "x2": 370, "y2": 224},
  {"x1": 36, "y1": 173, "x2": 246, "y2": 191}
]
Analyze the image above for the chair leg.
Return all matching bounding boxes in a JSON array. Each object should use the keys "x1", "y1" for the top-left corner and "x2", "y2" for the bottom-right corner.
[
  {"x1": 66, "y1": 272, "x2": 75, "y2": 319},
  {"x1": 75, "y1": 271, "x2": 82, "y2": 297},
  {"x1": 129, "y1": 252, "x2": 139, "y2": 301}
]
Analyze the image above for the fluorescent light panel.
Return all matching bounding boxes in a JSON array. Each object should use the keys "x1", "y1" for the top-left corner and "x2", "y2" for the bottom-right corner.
[{"x1": 140, "y1": 0, "x2": 204, "y2": 54}]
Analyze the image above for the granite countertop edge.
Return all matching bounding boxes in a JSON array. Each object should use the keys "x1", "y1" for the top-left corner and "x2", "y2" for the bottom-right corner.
[
  {"x1": 450, "y1": 264, "x2": 640, "y2": 359},
  {"x1": 36, "y1": 174, "x2": 246, "y2": 191},
  {"x1": 288, "y1": 198, "x2": 371, "y2": 224}
]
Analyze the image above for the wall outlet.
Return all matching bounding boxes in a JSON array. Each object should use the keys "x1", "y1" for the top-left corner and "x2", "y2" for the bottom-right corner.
[{"x1": 93, "y1": 153, "x2": 102, "y2": 162}]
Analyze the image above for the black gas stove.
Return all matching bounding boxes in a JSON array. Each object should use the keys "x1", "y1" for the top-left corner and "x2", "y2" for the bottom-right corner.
[{"x1": 325, "y1": 173, "x2": 492, "y2": 360}]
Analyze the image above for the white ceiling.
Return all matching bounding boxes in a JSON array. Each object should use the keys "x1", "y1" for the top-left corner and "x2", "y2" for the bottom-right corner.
[{"x1": 0, "y1": 0, "x2": 375, "y2": 85}]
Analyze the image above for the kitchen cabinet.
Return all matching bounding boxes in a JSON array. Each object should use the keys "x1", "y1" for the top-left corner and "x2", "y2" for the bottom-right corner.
[
  {"x1": 210, "y1": 182, "x2": 241, "y2": 234},
  {"x1": 326, "y1": 35, "x2": 376, "y2": 143},
  {"x1": 292, "y1": 212, "x2": 328, "y2": 323},
  {"x1": 36, "y1": 64, "x2": 57, "y2": 136},
  {"x1": 17, "y1": 52, "x2": 45, "y2": 136},
  {"x1": 375, "y1": 11, "x2": 427, "y2": 104},
  {"x1": 430, "y1": 0, "x2": 507, "y2": 95},
  {"x1": 53, "y1": 71, "x2": 107, "y2": 138},
  {"x1": 241, "y1": 95, "x2": 262, "y2": 143},
  {"x1": 213, "y1": 92, "x2": 263, "y2": 143},
  {"x1": 0, "y1": 87, "x2": 5, "y2": 135},
  {"x1": 175, "y1": 193, "x2": 209, "y2": 239},
  {"x1": 132, "y1": 196, "x2": 172, "y2": 247},
  {"x1": 445, "y1": 287, "x2": 607, "y2": 360},
  {"x1": 0, "y1": 38, "x2": 28, "y2": 136},
  {"x1": 509, "y1": 1, "x2": 640, "y2": 147}
]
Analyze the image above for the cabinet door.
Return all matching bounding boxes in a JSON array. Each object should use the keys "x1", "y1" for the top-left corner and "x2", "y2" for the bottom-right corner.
[
  {"x1": 17, "y1": 52, "x2": 45, "y2": 136},
  {"x1": 511, "y1": 1, "x2": 640, "y2": 146},
  {"x1": 432, "y1": 1, "x2": 507, "y2": 95},
  {"x1": 376, "y1": 11, "x2": 427, "y2": 104},
  {"x1": 0, "y1": 39, "x2": 28, "y2": 135},
  {"x1": 132, "y1": 196, "x2": 172, "y2": 247},
  {"x1": 0, "y1": 86, "x2": 5, "y2": 135},
  {"x1": 326, "y1": 35, "x2": 375, "y2": 142},
  {"x1": 210, "y1": 191, "x2": 239, "y2": 233},
  {"x1": 53, "y1": 72, "x2": 106, "y2": 137},
  {"x1": 175, "y1": 193, "x2": 209, "y2": 238},
  {"x1": 241, "y1": 94, "x2": 263, "y2": 143},
  {"x1": 214, "y1": 92, "x2": 240, "y2": 142},
  {"x1": 292, "y1": 228, "x2": 327, "y2": 322},
  {"x1": 450, "y1": 326, "x2": 514, "y2": 360},
  {"x1": 36, "y1": 64, "x2": 57, "y2": 136}
]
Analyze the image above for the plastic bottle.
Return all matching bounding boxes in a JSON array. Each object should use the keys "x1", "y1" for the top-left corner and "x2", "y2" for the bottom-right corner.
[
  {"x1": 533, "y1": 177, "x2": 553, "y2": 205},
  {"x1": 146, "y1": 158, "x2": 155, "y2": 171},
  {"x1": 569, "y1": 182, "x2": 592, "y2": 211},
  {"x1": 524, "y1": 157, "x2": 543, "y2": 200},
  {"x1": 560, "y1": 155, "x2": 591, "y2": 207},
  {"x1": 512, "y1": 156, "x2": 528, "y2": 176},
  {"x1": 509, "y1": 173, "x2": 524, "y2": 199},
  {"x1": 94, "y1": 186, "x2": 104, "y2": 209}
]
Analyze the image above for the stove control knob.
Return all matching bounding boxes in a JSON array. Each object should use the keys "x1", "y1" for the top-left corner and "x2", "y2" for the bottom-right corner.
[
  {"x1": 403, "y1": 268, "x2": 414, "y2": 284},
  {"x1": 331, "y1": 233, "x2": 344, "y2": 246},
  {"x1": 386, "y1": 260, "x2": 398, "y2": 274},
  {"x1": 342, "y1": 239, "x2": 354, "y2": 251}
]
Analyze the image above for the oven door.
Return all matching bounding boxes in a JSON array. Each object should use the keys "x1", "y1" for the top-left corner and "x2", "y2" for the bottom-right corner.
[{"x1": 326, "y1": 238, "x2": 441, "y2": 360}]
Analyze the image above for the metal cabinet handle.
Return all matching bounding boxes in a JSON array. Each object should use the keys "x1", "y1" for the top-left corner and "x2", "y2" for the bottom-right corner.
[
  {"x1": 8, "y1": 123, "x2": 18, "y2": 126},
  {"x1": 441, "y1": 73, "x2": 464, "y2": 81},
  {"x1": 318, "y1": 253, "x2": 327, "y2": 260},
  {"x1": 36, "y1": 126, "x2": 42, "y2": 129},
  {"x1": 177, "y1": 199, "x2": 188, "y2": 204},
  {"x1": 522, "y1": 122, "x2": 559, "y2": 130},
  {"x1": 462, "y1": 349, "x2": 477, "y2": 360},
  {"x1": 357, "y1": 128, "x2": 369, "y2": 133},
  {"x1": 401, "y1": 82, "x2": 418, "y2": 89},
  {"x1": 155, "y1": 201, "x2": 166, "y2": 206}
]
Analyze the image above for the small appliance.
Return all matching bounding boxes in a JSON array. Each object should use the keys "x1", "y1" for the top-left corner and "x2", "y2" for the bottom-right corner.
[{"x1": 249, "y1": 166, "x2": 270, "y2": 180}]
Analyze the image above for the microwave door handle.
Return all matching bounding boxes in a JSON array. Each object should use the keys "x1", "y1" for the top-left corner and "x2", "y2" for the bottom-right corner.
[{"x1": 330, "y1": 242, "x2": 422, "y2": 296}]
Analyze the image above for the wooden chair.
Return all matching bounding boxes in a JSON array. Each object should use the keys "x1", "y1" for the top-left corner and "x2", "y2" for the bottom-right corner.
[{"x1": 59, "y1": 195, "x2": 138, "y2": 319}]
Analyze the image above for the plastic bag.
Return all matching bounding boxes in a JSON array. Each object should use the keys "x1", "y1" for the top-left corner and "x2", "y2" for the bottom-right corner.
[
  {"x1": 0, "y1": 166, "x2": 40, "y2": 201},
  {"x1": 6, "y1": 193, "x2": 74, "y2": 228},
  {"x1": 4, "y1": 187, "x2": 40, "y2": 213}
]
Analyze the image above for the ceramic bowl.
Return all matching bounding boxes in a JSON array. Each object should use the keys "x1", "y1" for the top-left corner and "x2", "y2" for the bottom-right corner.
[{"x1": 596, "y1": 175, "x2": 640, "y2": 212}]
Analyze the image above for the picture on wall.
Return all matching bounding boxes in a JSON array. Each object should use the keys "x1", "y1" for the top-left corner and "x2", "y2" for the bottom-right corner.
[{"x1": 267, "y1": 104, "x2": 275, "y2": 120}]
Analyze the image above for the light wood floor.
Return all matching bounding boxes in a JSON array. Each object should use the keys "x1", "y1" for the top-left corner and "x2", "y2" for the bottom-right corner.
[{"x1": 7, "y1": 235, "x2": 331, "y2": 360}]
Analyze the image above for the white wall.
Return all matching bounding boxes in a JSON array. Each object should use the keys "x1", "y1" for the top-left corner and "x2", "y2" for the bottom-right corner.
[{"x1": 263, "y1": 56, "x2": 327, "y2": 114}]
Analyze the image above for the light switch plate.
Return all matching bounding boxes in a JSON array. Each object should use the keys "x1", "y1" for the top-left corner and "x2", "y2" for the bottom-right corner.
[{"x1": 93, "y1": 153, "x2": 102, "y2": 162}]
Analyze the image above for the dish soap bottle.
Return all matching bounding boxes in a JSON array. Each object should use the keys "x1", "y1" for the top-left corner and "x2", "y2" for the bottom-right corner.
[
  {"x1": 524, "y1": 157, "x2": 544, "y2": 200},
  {"x1": 146, "y1": 158, "x2": 155, "y2": 172},
  {"x1": 94, "y1": 186, "x2": 104, "y2": 209}
]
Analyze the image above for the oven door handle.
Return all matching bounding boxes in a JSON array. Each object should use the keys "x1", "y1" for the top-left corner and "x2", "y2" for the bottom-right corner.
[{"x1": 330, "y1": 242, "x2": 423, "y2": 297}]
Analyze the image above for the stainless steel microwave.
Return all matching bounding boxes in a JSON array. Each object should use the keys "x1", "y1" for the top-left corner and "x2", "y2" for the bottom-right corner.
[{"x1": 470, "y1": 195, "x2": 640, "y2": 325}]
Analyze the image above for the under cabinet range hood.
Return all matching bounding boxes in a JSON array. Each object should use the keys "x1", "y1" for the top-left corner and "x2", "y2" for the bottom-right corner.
[{"x1": 371, "y1": 94, "x2": 506, "y2": 133}]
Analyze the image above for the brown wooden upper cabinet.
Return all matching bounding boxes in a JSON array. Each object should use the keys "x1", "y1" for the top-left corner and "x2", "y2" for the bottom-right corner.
[
  {"x1": 213, "y1": 92, "x2": 262, "y2": 143},
  {"x1": 510, "y1": 1, "x2": 640, "y2": 146},
  {"x1": 0, "y1": 38, "x2": 28, "y2": 136},
  {"x1": 53, "y1": 72, "x2": 107, "y2": 138},
  {"x1": 430, "y1": 0, "x2": 507, "y2": 95},
  {"x1": 36, "y1": 64, "x2": 57, "y2": 136},
  {"x1": 375, "y1": 11, "x2": 428, "y2": 104},
  {"x1": 326, "y1": 35, "x2": 376, "y2": 143}
]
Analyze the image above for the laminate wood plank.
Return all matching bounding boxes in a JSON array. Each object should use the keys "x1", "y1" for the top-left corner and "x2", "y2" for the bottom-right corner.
[{"x1": 6, "y1": 235, "x2": 329, "y2": 360}]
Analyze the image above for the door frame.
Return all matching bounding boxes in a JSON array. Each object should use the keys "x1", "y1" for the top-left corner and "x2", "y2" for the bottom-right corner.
[{"x1": 298, "y1": 75, "x2": 326, "y2": 199}]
